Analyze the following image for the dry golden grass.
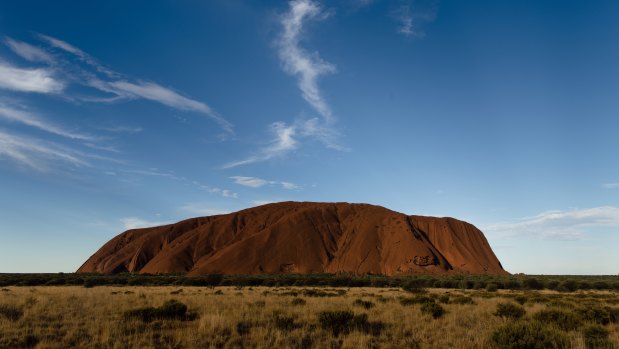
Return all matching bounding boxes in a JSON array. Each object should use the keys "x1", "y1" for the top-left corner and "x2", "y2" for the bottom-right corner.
[{"x1": 0, "y1": 286, "x2": 617, "y2": 348}]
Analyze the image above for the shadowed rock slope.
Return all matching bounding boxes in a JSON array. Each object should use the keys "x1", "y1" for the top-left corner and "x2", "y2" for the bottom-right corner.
[{"x1": 78, "y1": 202, "x2": 507, "y2": 276}]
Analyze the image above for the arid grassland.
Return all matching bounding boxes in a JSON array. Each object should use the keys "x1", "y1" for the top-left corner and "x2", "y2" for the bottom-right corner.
[{"x1": 0, "y1": 285, "x2": 617, "y2": 349}]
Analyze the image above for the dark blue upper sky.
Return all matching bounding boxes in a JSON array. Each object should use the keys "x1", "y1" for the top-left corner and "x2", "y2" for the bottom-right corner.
[{"x1": 1, "y1": 0, "x2": 618, "y2": 274}]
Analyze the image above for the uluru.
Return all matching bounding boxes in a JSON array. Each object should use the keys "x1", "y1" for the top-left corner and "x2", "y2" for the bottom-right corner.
[{"x1": 78, "y1": 202, "x2": 507, "y2": 276}]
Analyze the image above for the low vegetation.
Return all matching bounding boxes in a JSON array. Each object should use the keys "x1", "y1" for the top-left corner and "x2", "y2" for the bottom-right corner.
[
  {"x1": 0, "y1": 279, "x2": 617, "y2": 348},
  {"x1": 532, "y1": 308, "x2": 583, "y2": 331},
  {"x1": 0, "y1": 304, "x2": 23, "y2": 321},
  {"x1": 492, "y1": 320, "x2": 568, "y2": 349},
  {"x1": 123, "y1": 299, "x2": 198, "y2": 322},
  {"x1": 2, "y1": 273, "x2": 619, "y2": 291},
  {"x1": 494, "y1": 302, "x2": 526, "y2": 320},
  {"x1": 420, "y1": 301, "x2": 445, "y2": 319}
]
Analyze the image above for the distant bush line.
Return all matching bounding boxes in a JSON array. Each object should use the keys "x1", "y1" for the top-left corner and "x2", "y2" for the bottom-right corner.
[{"x1": 1, "y1": 273, "x2": 618, "y2": 291}]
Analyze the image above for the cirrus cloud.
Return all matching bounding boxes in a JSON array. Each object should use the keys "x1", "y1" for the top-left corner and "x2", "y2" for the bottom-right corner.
[
  {"x1": 0, "y1": 61, "x2": 63, "y2": 93},
  {"x1": 484, "y1": 206, "x2": 619, "y2": 240},
  {"x1": 230, "y1": 175, "x2": 300, "y2": 190}
]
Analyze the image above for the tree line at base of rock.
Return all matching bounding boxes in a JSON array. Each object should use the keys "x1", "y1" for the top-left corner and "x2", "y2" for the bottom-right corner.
[{"x1": 1, "y1": 273, "x2": 618, "y2": 291}]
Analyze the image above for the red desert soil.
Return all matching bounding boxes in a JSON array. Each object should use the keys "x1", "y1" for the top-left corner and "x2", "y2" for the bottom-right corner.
[{"x1": 78, "y1": 202, "x2": 507, "y2": 276}]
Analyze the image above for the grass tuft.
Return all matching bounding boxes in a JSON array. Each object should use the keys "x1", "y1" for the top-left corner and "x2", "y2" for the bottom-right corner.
[
  {"x1": 0, "y1": 304, "x2": 23, "y2": 321},
  {"x1": 492, "y1": 320, "x2": 568, "y2": 349},
  {"x1": 494, "y1": 302, "x2": 526, "y2": 320},
  {"x1": 352, "y1": 298, "x2": 375, "y2": 309},
  {"x1": 123, "y1": 299, "x2": 198, "y2": 322}
]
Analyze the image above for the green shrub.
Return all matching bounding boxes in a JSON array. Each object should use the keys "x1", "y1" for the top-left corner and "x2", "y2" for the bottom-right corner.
[
  {"x1": 350, "y1": 313, "x2": 385, "y2": 336},
  {"x1": 523, "y1": 278, "x2": 544, "y2": 290},
  {"x1": 558, "y1": 280, "x2": 579, "y2": 292},
  {"x1": 352, "y1": 299, "x2": 375, "y2": 309},
  {"x1": 494, "y1": 302, "x2": 526, "y2": 320},
  {"x1": 370, "y1": 278, "x2": 389, "y2": 288},
  {"x1": 302, "y1": 289, "x2": 339, "y2": 297},
  {"x1": 205, "y1": 274, "x2": 224, "y2": 287},
  {"x1": 1, "y1": 333, "x2": 39, "y2": 348},
  {"x1": 123, "y1": 299, "x2": 197, "y2": 322},
  {"x1": 461, "y1": 280, "x2": 475, "y2": 289},
  {"x1": 318, "y1": 310, "x2": 355, "y2": 336},
  {"x1": 438, "y1": 294, "x2": 450, "y2": 304},
  {"x1": 610, "y1": 307, "x2": 619, "y2": 323},
  {"x1": 0, "y1": 304, "x2": 23, "y2": 321},
  {"x1": 532, "y1": 308, "x2": 582, "y2": 331},
  {"x1": 399, "y1": 295, "x2": 435, "y2": 306},
  {"x1": 486, "y1": 283, "x2": 499, "y2": 292},
  {"x1": 503, "y1": 280, "x2": 521, "y2": 290},
  {"x1": 576, "y1": 305, "x2": 616, "y2": 325},
  {"x1": 420, "y1": 302, "x2": 445, "y2": 319},
  {"x1": 546, "y1": 280, "x2": 560, "y2": 290},
  {"x1": 592, "y1": 281, "x2": 609, "y2": 290},
  {"x1": 492, "y1": 320, "x2": 568, "y2": 349},
  {"x1": 317, "y1": 311, "x2": 383, "y2": 336},
  {"x1": 236, "y1": 320, "x2": 252, "y2": 335},
  {"x1": 474, "y1": 281, "x2": 487, "y2": 290},
  {"x1": 272, "y1": 313, "x2": 297, "y2": 331},
  {"x1": 546, "y1": 299, "x2": 574, "y2": 309},
  {"x1": 402, "y1": 279, "x2": 426, "y2": 293},
  {"x1": 291, "y1": 297, "x2": 306, "y2": 306},
  {"x1": 527, "y1": 293, "x2": 549, "y2": 304},
  {"x1": 514, "y1": 295, "x2": 528, "y2": 305},
  {"x1": 451, "y1": 295, "x2": 475, "y2": 305},
  {"x1": 83, "y1": 278, "x2": 97, "y2": 288},
  {"x1": 582, "y1": 324, "x2": 612, "y2": 349}
]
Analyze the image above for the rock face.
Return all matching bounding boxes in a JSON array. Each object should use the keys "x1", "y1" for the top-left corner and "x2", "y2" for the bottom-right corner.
[{"x1": 78, "y1": 202, "x2": 507, "y2": 275}]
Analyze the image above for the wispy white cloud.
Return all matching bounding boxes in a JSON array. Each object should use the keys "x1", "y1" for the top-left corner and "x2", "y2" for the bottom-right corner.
[
  {"x1": 4, "y1": 37, "x2": 54, "y2": 63},
  {"x1": 221, "y1": 189, "x2": 238, "y2": 198},
  {"x1": 298, "y1": 117, "x2": 346, "y2": 150},
  {"x1": 87, "y1": 78, "x2": 232, "y2": 133},
  {"x1": 123, "y1": 168, "x2": 181, "y2": 180},
  {"x1": 279, "y1": 0, "x2": 336, "y2": 120},
  {"x1": 394, "y1": 0, "x2": 437, "y2": 38},
  {"x1": 0, "y1": 103, "x2": 94, "y2": 141},
  {"x1": 191, "y1": 180, "x2": 222, "y2": 194},
  {"x1": 37, "y1": 34, "x2": 118, "y2": 78},
  {"x1": 223, "y1": 116, "x2": 348, "y2": 168},
  {"x1": 485, "y1": 206, "x2": 619, "y2": 240},
  {"x1": 38, "y1": 34, "x2": 87, "y2": 59},
  {"x1": 30, "y1": 34, "x2": 234, "y2": 133},
  {"x1": 120, "y1": 217, "x2": 168, "y2": 230},
  {"x1": 223, "y1": 122, "x2": 297, "y2": 168},
  {"x1": 0, "y1": 61, "x2": 64, "y2": 93},
  {"x1": 120, "y1": 169, "x2": 239, "y2": 199},
  {"x1": 105, "y1": 80, "x2": 233, "y2": 133},
  {"x1": 0, "y1": 129, "x2": 88, "y2": 171},
  {"x1": 602, "y1": 183, "x2": 619, "y2": 189},
  {"x1": 178, "y1": 204, "x2": 230, "y2": 216},
  {"x1": 231, "y1": 176, "x2": 269, "y2": 188},
  {"x1": 396, "y1": 4, "x2": 416, "y2": 37},
  {"x1": 83, "y1": 143, "x2": 120, "y2": 153},
  {"x1": 280, "y1": 181, "x2": 300, "y2": 190},
  {"x1": 222, "y1": 0, "x2": 346, "y2": 168},
  {"x1": 98, "y1": 125, "x2": 143, "y2": 134},
  {"x1": 230, "y1": 175, "x2": 300, "y2": 190}
]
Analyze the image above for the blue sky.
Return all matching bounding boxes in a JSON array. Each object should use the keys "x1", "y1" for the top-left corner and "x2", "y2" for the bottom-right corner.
[{"x1": 1, "y1": 0, "x2": 618, "y2": 274}]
